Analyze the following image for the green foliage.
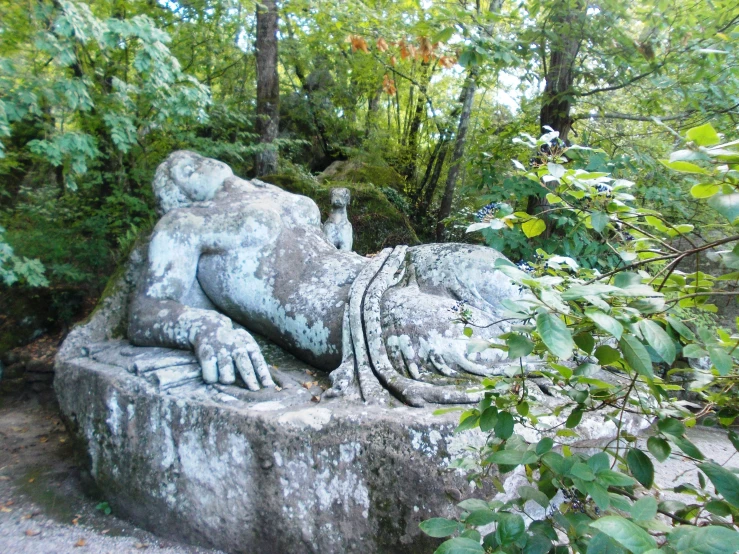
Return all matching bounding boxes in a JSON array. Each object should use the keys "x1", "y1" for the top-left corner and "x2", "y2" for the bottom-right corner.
[{"x1": 424, "y1": 124, "x2": 739, "y2": 553}]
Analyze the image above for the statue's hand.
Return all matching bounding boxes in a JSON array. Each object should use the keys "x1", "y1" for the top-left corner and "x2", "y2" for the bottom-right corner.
[{"x1": 191, "y1": 315, "x2": 274, "y2": 390}]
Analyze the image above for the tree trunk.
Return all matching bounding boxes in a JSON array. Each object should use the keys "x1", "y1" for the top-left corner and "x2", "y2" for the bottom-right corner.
[
  {"x1": 402, "y1": 62, "x2": 430, "y2": 183},
  {"x1": 435, "y1": 70, "x2": 477, "y2": 241},
  {"x1": 526, "y1": 0, "x2": 583, "y2": 222},
  {"x1": 255, "y1": 0, "x2": 279, "y2": 176}
]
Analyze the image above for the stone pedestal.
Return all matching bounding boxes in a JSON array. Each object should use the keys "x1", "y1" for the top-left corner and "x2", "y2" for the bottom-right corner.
[{"x1": 55, "y1": 338, "x2": 486, "y2": 554}]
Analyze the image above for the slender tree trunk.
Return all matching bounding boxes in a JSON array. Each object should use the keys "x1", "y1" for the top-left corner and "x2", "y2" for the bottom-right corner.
[
  {"x1": 402, "y1": 62, "x2": 430, "y2": 183},
  {"x1": 418, "y1": 137, "x2": 451, "y2": 219},
  {"x1": 255, "y1": 0, "x2": 279, "y2": 176},
  {"x1": 434, "y1": 0, "x2": 500, "y2": 240},
  {"x1": 526, "y1": 0, "x2": 583, "y2": 223},
  {"x1": 435, "y1": 70, "x2": 477, "y2": 240}
]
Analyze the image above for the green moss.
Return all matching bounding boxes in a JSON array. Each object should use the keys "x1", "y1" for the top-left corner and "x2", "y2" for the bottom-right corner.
[
  {"x1": 262, "y1": 174, "x2": 419, "y2": 255},
  {"x1": 318, "y1": 161, "x2": 407, "y2": 192}
]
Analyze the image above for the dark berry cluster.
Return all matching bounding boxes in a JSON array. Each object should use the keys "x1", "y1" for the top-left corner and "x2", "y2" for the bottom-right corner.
[
  {"x1": 623, "y1": 232, "x2": 635, "y2": 242},
  {"x1": 595, "y1": 183, "x2": 613, "y2": 197},
  {"x1": 516, "y1": 260, "x2": 534, "y2": 273},
  {"x1": 475, "y1": 202, "x2": 499, "y2": 221},
  {"x1": 450, "y1": 299, "x2": 468, "y2": 314}
]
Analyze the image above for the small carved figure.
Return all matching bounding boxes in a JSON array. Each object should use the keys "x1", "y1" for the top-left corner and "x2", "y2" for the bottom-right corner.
[{"x1": 323, "y1": 188, "x2": 353, "y2": 251}]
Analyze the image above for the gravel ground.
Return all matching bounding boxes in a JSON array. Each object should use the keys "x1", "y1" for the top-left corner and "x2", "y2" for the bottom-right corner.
[{"x1": 0, "y1": 385, "x2": 223, "y2": 554}]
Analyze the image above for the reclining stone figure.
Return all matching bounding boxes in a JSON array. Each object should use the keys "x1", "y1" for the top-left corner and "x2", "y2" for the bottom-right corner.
[{"x1": 128, "y1": 151, "x2": 530, "y2": 406}]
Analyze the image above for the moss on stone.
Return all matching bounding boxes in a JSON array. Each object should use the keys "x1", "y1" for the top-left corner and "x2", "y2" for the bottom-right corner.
[
  {"x1": 318, "y1": 160, "x2": 407, "y2": 192},
  {"x1": 261, "y1": 173, "x2": 419, "y2": 255}
]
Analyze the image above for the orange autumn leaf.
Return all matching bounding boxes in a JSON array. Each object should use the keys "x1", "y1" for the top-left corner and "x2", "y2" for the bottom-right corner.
[
  {"x1": 390, "y1": 55, "x2": 397, "y2": 66},
  {"x1": 418, "y1": 36, "x2": 434, "y2": 62},
  {"x1": 376, "y1": 37, "x2": 388, "y2": 52},
  {"x1": 438, "y1": 55, "x2": 457, "y2": 68},
  {"x1": 399, "y1": 39, "x2": 409, "y2": 59},
  {"x1": 382, "y1": 74, "x2": 396, "y2": 95},
  {"x1": 349, "y1": 35, "x2": 369, "y2": 53}
]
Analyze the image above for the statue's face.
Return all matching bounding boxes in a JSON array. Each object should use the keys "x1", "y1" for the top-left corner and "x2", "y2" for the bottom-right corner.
[
  {"x1": 330, "y1": 188, "x2": 350, "y2": 208},
  {"x1": 170, "y1": 153, "x2": 233, "y2": 203}
]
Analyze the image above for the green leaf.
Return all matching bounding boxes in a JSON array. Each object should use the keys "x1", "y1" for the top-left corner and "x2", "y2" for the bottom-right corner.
[
  {"x1": 479, "y1": 406, "x2": 499, "y2": 432},
  {"x1": 682, "y1": 344, "x2": 708, "y2": 358},
  {"x1": 690, "y1": 183, "x2": 721, "y2": 198},
  {"x1": 699, "y1": 462, "x2": 739, "y2": 508},
  {"x1": 670, "y1": 525, "x2": 739, "y2": 554},
  {"x1": 433, "y1": 27, "x2": 456, "y2": 43},
  {"x1": 566, "y1": 408, "x2": 584, "y2": 428},
  {"x1": 420, "y1": 518, "x2": 463, "y2": 538},
  {"x1": 466, "y1": 509, "x2": 496, "y2": 526},
  {"x1": 630, "y1": 496, "x2": 658, "y2": 521},
  {"x1": 620, "y1": 335, "x2": 654, "y2": 378},
  {"x1": 671, "y1": 436, "x2": 704, "y2": 460},
  {"x1": 708, "y1": 346, "x2": 733, "y2": 375},
  {"x1": 518, "y1": 485, "x2": 550, "y2": 508},
  {"x1": 574, "y1": 332, "x2": 596, "y2": 354},
  {"x1": 536, "y1": 312, "x2": 574, "y2": 360},
  {"x1": 586, "y1": 309, "x2": 624, "y2": 340},
  {"x1": 657, "y1": 418, "x2": 685, "y2": 436},
  {"x1": 495, "y1": 411, "x2": 515, "y2": 440},
  {"x1": 591, "y1": 211, "x2": 610, "y2": 233},
  {"x1": 522, "y1": 217, "x2": 547, "y2": 238},
  {"x1": 627, "y1": 448, "x2": 654, "y2": 488},
  {"x1": 496, "y1": 512, "x2": 526, "y2": 545},
  {"x1": 708, "y1": 193, "x2": 739, "y2": 224},
  {"x1": 536, "y1": 437, "x2": 554, "y2": 456},
  {"x1": 639, "y1": 320, "x2": 676, "y2": 364},
  {"x1": 488, "y1": 448, "x2": 538, "y2": 466},
  {"x1": 434, "y1": 536, "x2": 485, "y2": 554},
  {"x1": 595, "y1": 345, "x2": 621, "y2": 365},
  {"x1": 590, "y1": 516, "x2": 657, "y2": 553},
  {"x1": 458, "y1": 498, "x2": 490, "y2": 512},
  {"x1": 587, "y1": 532, "x2": 627, "y2": 554},
  {"x1": 598, "y1": 470, "x2": 637, "y2": 487},
  {"x1": 660, "y1": 159, "x2": 711, "y2": 174},
  {"x1": 507, "y1": 333, "x2": 535, "y2": 359},
  {"x1": 456, "y1": 412, "x2": 480, "y2": 432},
  {"x1": 647, "y1": 437, "x2": 671, "y2": 462},
  {"x1": 570, "y1": 462, "x2": 596, "y2": 481},
  {"x1": 665, "y1": 316, "x2": 696, "y2": 340},
  {"x1": 584, "y1": 481, "x2": 611, "y2": 510},
  {"x1": 686, "y1": 123, "x2": 721, "y2": 147},
  {"x1": 525, "y1": 533, "x2": 553, "y2": 554}
]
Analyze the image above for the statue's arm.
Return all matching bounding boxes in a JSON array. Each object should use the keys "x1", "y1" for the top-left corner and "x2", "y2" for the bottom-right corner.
[{"x1": 128, "y1": 219, "x2": 273, "y2": 389}]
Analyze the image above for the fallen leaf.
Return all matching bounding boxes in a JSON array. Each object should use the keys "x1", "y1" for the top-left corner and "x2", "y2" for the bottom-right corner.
[
  {"x1": 1, "y1": 507, "x2": 12, "y2": 513},
  {"x1": 101, "y1": 529, "x2": 109, "y2": 534},
  {"x1": 135, "y1": 542, "x2": 149, "y2": 549},
  {"x1": 39, "y1": 436, "x2": 48, "y2": 443},
  {"x1": 59, "y1": 437, "x2": 67, "y2": 444},
  {"x1": 5, "y1": 501, "x2": 14, "y2": 506},
  {"x1": 311, "y1": 395, "x2": 321, "y2": 403},
  {"x1": 75, "y1": 538, "x2": 86, "y2": 547},
  {"x1": 22, "y1": 514, "x2": 32, "y2": 520},
  {"x1": 274, "y1": 386, "x2": 282, "y2": 392},
  {"x1": 25, "y1": 529, "x2": 40, "y2": 536},
  {"x1": 28, "y1": 478, "x2": 34, "y2": 483}
]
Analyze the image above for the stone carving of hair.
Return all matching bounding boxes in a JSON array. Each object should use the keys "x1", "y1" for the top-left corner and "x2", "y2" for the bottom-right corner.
[{"x1": 152, "y1": 151, "x2": 194, "y2": 216}]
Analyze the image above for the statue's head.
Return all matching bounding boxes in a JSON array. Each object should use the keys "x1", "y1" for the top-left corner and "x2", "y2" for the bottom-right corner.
[
  {"x1": 153, "y1": 151, "x2": 234, "y2": 215},
  {"x1": 329, "y1": 187, "x2": 350, "y2": 209}
]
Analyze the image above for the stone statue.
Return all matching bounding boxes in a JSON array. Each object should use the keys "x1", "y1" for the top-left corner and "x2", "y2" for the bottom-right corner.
[
  {"x1": 128, "y1": 150, "x2": 529, "y2": 406},
  {"x1": 322, "y1": 187, "x2": 353, "y2": 251}
]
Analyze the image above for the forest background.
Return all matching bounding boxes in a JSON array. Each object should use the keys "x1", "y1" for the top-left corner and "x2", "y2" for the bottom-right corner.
[
  {"x1": 3, "y1": 2, "x2": 739, "y2": 553},
  {"x1": 0, "y1": 0, "x2": 737, "y2": 350}
]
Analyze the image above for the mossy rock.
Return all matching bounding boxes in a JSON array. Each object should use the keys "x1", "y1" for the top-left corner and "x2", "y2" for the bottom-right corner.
[
  {"x1": 261, "y1": 174, "x2": 419, "y2": 255},
  {"x1": 318, "y1": 160, "x2": 406, "y2": 192}
]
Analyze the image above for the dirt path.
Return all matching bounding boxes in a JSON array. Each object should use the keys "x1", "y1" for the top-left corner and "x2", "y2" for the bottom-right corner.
[{"x1": 0, "y1": 386, "x2": 223, "y2": 554}]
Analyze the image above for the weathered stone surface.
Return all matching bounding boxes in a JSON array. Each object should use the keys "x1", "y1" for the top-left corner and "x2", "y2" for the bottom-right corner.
[{"x1": 56, "y1": 341, "x2": 487, "y2": 554}]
